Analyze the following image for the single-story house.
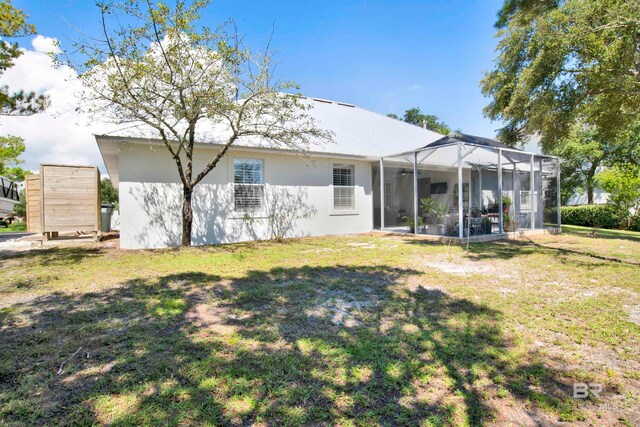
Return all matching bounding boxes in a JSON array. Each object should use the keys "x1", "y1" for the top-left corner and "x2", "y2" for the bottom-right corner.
[{"x1": 96, "y1": 97, "x2": 561, "y2": 249}]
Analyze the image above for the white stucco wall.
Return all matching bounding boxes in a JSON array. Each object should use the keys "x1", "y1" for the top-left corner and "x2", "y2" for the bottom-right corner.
[{"x1": 118, "y1": 143, "x2": 373, "y2": 249}]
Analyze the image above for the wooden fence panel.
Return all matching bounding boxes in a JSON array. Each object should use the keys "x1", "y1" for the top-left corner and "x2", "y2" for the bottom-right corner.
[
  {"x1": 25, "y1": 174, "x2": 41, "y2": 233},
  {"x1": 40, "y1": 165, "x2": 100, "y2": 233}
]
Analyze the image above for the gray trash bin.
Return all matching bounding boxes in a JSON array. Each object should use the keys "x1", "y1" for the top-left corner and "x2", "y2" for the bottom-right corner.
[{"x1": 101, "y1": 203, "x2": 114, "y2": 233}]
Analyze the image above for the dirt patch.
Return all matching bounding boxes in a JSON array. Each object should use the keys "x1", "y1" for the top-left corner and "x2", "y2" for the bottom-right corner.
[
  {"x1": 306, "y1": 289, "x2": 378, "y2": 327},
  {"x1": 184, "y1": 286, "x2": 244, "y2": 335},
  {"x1": 420, "y1": 258, "x2": 516, "y2": 279},
  {"x1": 489, "y1": 399, "x2": 561, "y2": 426},
  {"x1": 346, "y1": 242, "x2": 377, "y2": 249},
  {"x1": 300, "y1": 247, "x2": 345, "y2": 253},
  {"x1": 0, "y1": 232, "x2": 120, "y2": 253},
  {"x1": 185, "y1": 303, "x2": 239, "y2": 334}
]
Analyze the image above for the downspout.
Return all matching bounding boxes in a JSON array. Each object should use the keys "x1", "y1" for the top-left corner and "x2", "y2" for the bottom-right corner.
[
  {"x1": 498, "y1": 149, "x2": 503, "y2": 234},
  {"x1": 556, "y1": 158, "x2": 561, "y2": 228},
  {"x1": 530, "y1": 154, "x2": 535, "y2": 230},
  {"x1": 380, "y1": 158, "x2": 385, "y2": 231},
  {"x1": 457, "y1": 142, "x2": 464, "y2": 239},
  {"x1": 413, "y1": 151, "x2": 419, "y2": 235}
]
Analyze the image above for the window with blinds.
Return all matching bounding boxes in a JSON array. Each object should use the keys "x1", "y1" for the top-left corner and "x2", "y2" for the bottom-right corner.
[
  {"x1": 333, "y1": 164, "x2": 354, "y2": 210},
  {"x1": 234, "y1": 158, "x2": 264, "y2": 210}
]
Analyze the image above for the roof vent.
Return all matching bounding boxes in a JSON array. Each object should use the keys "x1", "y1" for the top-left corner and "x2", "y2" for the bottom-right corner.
[
  {"x1": 312, "y1": 98, "x2": 332, "y2": 104},
  {"x1": 337, "y1": 102, "x2": 355, "y2": 108}
]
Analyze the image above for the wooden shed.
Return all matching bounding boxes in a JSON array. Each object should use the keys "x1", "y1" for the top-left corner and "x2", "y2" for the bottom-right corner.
[{"x1": 25, "y1": 164, "x2": 101, "y2": 240}]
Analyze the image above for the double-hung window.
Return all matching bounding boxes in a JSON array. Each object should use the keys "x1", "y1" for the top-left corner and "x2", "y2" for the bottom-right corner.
[
  {"x1": 234, "y1": 158, "x2": 264, "y2": 211},
  {"x1": 332, "y1": 164, "x2": 355, "y2": 210}
]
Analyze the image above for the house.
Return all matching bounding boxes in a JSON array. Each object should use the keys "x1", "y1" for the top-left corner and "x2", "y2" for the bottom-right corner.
[
  {"x1": 566, "y1": 165, "x2": 610, "y2": 206},
  {"x1": 567, "y1": 188, "x2": 609, "y2": 206},
  {"x1": 96, "y1": 98, "x2": 561, "y2": 249}
]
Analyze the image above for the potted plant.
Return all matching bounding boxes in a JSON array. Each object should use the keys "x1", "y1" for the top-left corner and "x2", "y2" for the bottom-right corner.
[
  {"x1": 503, "y1": 214, "x2": 520, "y2": 232},
  {"x1": 420, "y1": 197, "x2": 447, "y2": 235},
  {"x1": 401, "y1": 215, "x2": 425, "y2": 233},
  {"x1": 501, "y1": 195, "x2": 519, "y2": 231},
  {"x1": 502, "y1": 195, "x2": 512, "y2": 214}
]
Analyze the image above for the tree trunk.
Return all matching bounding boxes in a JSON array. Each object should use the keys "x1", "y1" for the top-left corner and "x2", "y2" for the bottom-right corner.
[
  {"x1": 586, "y1": 162, "x2": 598, "y2": 204},
  {"x1": 586, "y1": 182, "x2": 594, "y2": 205},
  {"x1": 182, "y1": 185, "x2": 193, "y2": 247}
]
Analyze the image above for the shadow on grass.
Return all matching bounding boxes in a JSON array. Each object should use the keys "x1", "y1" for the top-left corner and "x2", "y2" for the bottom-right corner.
[
  {"x1": 0, "y1": 246, "x2": 105, "y2": 266},
  {"x1": 458, "y1": 238, "x2": 640, "y2": 267},
  {"x1": 1, "y1": 266, "x2": 577, "y2": 425},
  {"x1": 561, "y1": 225, "x2": 640, "y2": 244}
]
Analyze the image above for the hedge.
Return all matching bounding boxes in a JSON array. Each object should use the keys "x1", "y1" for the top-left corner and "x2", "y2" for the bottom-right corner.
[{"x1": 560, "y1": 204, "x2": 625, "y2": 229}]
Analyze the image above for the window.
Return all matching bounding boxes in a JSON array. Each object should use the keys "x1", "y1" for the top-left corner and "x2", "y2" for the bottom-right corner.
[
  {"x1": 520, "y1": 173, "x2": 532, "y2": 210},
  {"x1": 234, "y1": 158, "x2": 264, "y2": 210},
  {"x1": 333, "y1": 164, "x2": 355, "y2": 210}
]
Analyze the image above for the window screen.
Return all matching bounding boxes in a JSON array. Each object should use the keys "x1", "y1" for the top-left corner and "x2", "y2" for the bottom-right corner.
[
  {"x1": 333, "y1": 164, "x2": 354, "y2": 210},
  {"x1": 234, "y1": 158, "x2": 264, "y2": 210},
  {"x1": 384, "y1": 182, "x2": 393, "y2": 209},
  {"x1": 453, "y1": 183, "x2": 469, "y2": 207}
]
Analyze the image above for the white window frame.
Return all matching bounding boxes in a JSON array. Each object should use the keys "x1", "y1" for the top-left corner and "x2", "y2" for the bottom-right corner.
[
  {"x1": 233, "y1": 158, "x2": 264, "y2": 212},
  {"x1": 331, "y1": 163, "x2": 357, "y2": 214},
  {"x1": 519, "y1": 173, "x2": 535, "y2": 212},
  {"x1": 520, "y1": 190, "x2": 537, "y2": 212}
]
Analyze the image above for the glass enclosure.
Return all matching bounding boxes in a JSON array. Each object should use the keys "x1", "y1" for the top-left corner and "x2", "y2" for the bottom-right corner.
[{"x1": 374, "y1": 140, "x2": 560, "y2": 238}]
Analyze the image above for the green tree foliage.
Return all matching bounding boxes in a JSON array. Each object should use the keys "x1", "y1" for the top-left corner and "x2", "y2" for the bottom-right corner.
[
  {"x1": 552, "y1": 123, "x2": 608, "y2": 204},
  {"x1": 66, "y1": 0, "x2": 331, "y2": 246},
  {"x1": 482, "y1": 0, "x2": 640, "y2": 148},
  {"x1": 100, "y1": 178, "x2": 118, "y2": 205},
  {"x1": 0, "y1": 0, "x2": 48, "y2": 116},
  {"x1": 0, "y1": 134, "x2": 26, "y2": 181},
  {"x1": 606, "y1": 119, "x2": 640, "y2": 168},
  {"x1": 387, "y1": 107, "x2": 451, "y2": 134},
  {"x1": 0, "y1": 2, "x2": 46, "y2": 184},
  {"x1": 12, "y1": 188, "x2": 25, "y2": 217},
  {"x1": 595, "y1": 165, "x2": 640, "y2": 227},
  {"x1": 552, "y1": 117, "x2": 640, "y2": 204}
]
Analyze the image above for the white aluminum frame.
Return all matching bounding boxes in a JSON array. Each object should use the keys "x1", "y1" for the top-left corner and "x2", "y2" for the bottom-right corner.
[{"x1": 379, "y1": 139, "x2": 561, "y2": 237}]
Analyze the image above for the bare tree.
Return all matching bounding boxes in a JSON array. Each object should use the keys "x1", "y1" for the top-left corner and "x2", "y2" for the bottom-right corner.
[{"x1": 64, "y1": 0, "x2": 332, "y2": 246}]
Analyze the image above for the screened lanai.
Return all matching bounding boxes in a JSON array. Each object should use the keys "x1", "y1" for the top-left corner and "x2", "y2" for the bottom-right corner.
[{"x1": 372, "y1": 133, "x2": 561, "y2": 239}]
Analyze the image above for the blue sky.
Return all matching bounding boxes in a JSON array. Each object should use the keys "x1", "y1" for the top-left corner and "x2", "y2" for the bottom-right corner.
[{"x1": 14, "y1": 0, "x2": 505, "y2": 138}]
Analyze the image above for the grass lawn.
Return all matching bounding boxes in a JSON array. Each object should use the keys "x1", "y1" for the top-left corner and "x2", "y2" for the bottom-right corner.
[{"x1": 1, "y1": 225, "x2": 639, "y2": 426}]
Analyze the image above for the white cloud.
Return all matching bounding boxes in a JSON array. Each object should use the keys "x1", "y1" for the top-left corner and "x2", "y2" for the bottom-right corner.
[
  {"x1": 31, "y1": 35, "x2": 61, "y2": 54},
  {"x1": 0, "y1": 36, "x2": 110, "y2": 175},
  {"x1": 408, "y1": 84, "x2": 424, "y2": 91}
]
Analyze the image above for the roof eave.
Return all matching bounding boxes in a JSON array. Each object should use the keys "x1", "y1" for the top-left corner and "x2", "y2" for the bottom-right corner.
[{"x1": 94, "y1": 134, "x2": 382, "y2": 165}]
